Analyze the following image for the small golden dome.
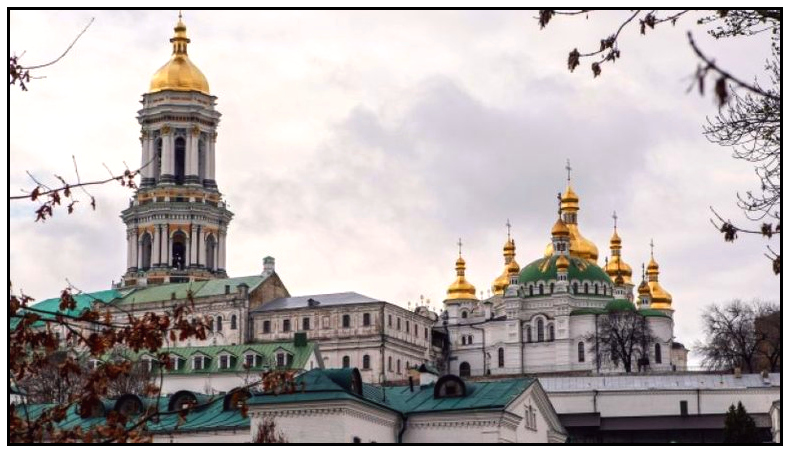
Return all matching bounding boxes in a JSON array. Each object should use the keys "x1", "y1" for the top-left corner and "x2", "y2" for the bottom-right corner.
[
  {"x1": 646, "y1": 255, "x2": 672, "y2": 309},
  {"x1": 551, "y1": 218, "x2": 570, "y2": 237},
  {"x1": 610, "y1": 230, "x2": 622, "y2": 247},
  {"x1": 605, "y1": 256, "x2": 633, "y2": 285},
  {"x1": 556, "y1": 254, "x2": 570, "y2": 270},
  {"x1": 149, "y1": 15, "x2": 210, "y2": 95},
  {"x1": 507, "y1": 259, "x2": 520, "y2": 275},
  {"x1": 504, "y1": 238, "x2": 516, "y2": 254},
  {"x1": 545, "y1": 223, "x2": 599, "y2": 263},
  {"x1": 493, "y1": 237, "x2": 519, "y2": 296},
  {"x1": 447, "y1": 256, "x2": 478, "y2": 302},
  {"x1": 560, "y1": 185, "x2": 579, "y2": 211},
  {"x1": 638, "y1": 279, "x2": 651, "y2": 296}
]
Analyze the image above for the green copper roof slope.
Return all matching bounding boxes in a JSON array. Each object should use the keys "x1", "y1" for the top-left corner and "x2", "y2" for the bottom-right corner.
[
  {"x1": 115, "y1": 275, "x2": 269, "y2": 305},
  {"x1": 11, "y1": 288, "x2": 129, "y2": 329}
]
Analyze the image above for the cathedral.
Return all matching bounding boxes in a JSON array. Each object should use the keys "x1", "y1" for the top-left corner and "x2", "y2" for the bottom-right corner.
[{"x1": 440, "y1": 174, "x2": 685, "y2": 376}]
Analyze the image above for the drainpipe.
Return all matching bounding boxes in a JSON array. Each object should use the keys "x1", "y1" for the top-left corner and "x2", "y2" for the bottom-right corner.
[
  {"x1": 397, "y1": 413, "x2": 408, "y2": 443},
  {"x1": 520, "y1": 320, "x2": 525, "y2": 376},
  {"x1": 594, "y1": 314, "x2": 600, "y2": 374},
  {"x1": 380, "y1": 304, "x2": 386, "y2": 385},
  {"x1": 593, "y1": 389, "x2": 598, "y2": 413}
]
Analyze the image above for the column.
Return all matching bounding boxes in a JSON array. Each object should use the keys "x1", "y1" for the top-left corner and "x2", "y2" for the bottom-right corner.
[
  {"x1": 218, "y1": 230, "x2": 226, "y2": 271},
  {"x1": 141, "y1": 132, "x2": 154, "y2": 184},
  {"x1": 160, "y1": 126, "x2": 174, "y2": 183},
  {"x1": 198, "y1": 227, "x2": 206, "y2": 268},
  {"x1": 153, "y1": 225, "x2": 161, "y2": 267},
  {"x1": 164, "y1": 225, "x2": 171, "y2": 268},
  {"x1": 126, "y1": 231, "x2": 132, "y2": 269},
  {"x1": 136, "y1": 234, "x2": 143, "y2": 269},
  {"x1": 205, "y1": 132, "x2": 217, "y2": 188},
  {"x1": 183, "y1": 230, "x2": 191, "y2": 270},
  {"x1": 186, "y1": 126, "x2": 200, "y2": 184},
  {"x1": 131, "y1": 228, "x2": 138, "y2": 270},
  {"x1": 190, "y1": 224, "x2": 198, "y2": 267}
]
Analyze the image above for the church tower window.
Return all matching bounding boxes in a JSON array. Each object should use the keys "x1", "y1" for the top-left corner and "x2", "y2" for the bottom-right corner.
[
  {"x1": 171, "y1": 231, "x2": 187, "y2": 270},
  {"x1": 205, "y1": 234, "x2": 216, "y2": 271},
  {"x1": 537, "y1": 319, "x2": 544, "y2": 342},
  {"x1": 174, "y1": 136, "x2": 186, "y2": 185},
  {"x1": 230, "y1": 314, "x2": 237, "y2": 330},
  {"x1": 140, "y1": 233, "x2": 152, "y2": 270},
  {"x1": 216, "y1": 316, "x2": 223, "y2": 332},
  {"x1": 526, "y1": 325, "x2": 532, "y2": 343}
]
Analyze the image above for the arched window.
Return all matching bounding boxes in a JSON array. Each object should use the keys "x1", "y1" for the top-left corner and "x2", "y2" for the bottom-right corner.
[
  {"x1": 549, "y1": 324, "x2": 555, "y2": 341},
  {"x1": 459, "y1": 362, "x2": 471, "y2": 377},
  {"x1": 230, "y1": 315, "x2": 237, "y2": 330},
  {"x1": 362, "y1": 313, "x2": 371, "y2": 326},
  {"x1": 216, "y1": 316, "x2": 223, "y2": 332},
  {"x1": 526, "y1": 325, "x2": 532, "y2": 343},
  {"x1": 362, "y1": 354, "x2": 370, "y2": 369},
  {"x1": 342, "y1": 356, "x2": 350, "y2": 368},
  {"x1": 539, "y1": 284, "x2": 544, "y2": 295},
  {"x1": 461, "y1": 311, "x2": 468, "y2": 319},
  {"x1": 171, "y1": 231, "x2": 187, "y2": 269},
  {"x1": 205, "y1": 234, "x2": 216, "y2": 271},
  {"x1": 342, "y1": 314, "x2": 351, "y2": 328},
  {"x1": 529, "y1": 285, "x2": 534, "y2": 296},
  {"x1": 594, "y1": 283, "x2": 599, "y2": 294},
  {"x1": 198, "y1": 139, "x2": 206, "y2": 182},
  {"x1": 578, "y1": 342, "x2": 585, "y2": 362},
  {"x1": 174, "y1": 137, "x2": 186, "y2": 185},
  {"x1": 537, "y1": 319, "x2": 544, "y2": 342},
  {"x1": 140, "y1": 233, "x2": 152, "y2": 270},
  {"x1": 573, "y1": 282, "x2": 579, "y2": 294},
  {"x1": 655, "y1": 344, "x2": 662, "y2": 364},
  {"x1": 550, "y1": 282, "x2": 554, "y2": 293},
  {"x1": 498, "y1": 348, "x2": 505, "y2": 368}
]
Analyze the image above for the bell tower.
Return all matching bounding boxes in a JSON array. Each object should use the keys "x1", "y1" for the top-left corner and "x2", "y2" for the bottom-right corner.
[{"x1": 121, "y1": 14, "x2": 233, "y2": 287}]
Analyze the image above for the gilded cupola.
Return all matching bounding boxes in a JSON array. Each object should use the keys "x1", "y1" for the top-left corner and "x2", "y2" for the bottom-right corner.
[
  {"x1": 492, "y1": 222, "x2": 520, "y2": 296},
  {"x1": 149, "y1": 13, "x2": 210, "y2": 95},
  {"x1": 544, "y1": 182, "x2": 599, "y2": 263},
  {"x1": 646, "y1": 241, "x2": 673, "y2": 310},
  {"x1": 603, "y1": 214, "x2": 633, "y2": 286},
  {"x1": 446, "y1": 240, "x2": 478, "y2": 302}
]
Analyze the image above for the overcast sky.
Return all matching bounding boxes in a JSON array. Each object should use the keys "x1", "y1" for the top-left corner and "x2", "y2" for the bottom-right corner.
[{"x1": 9, "y1": 10, "x2": 779, "y2": 361}]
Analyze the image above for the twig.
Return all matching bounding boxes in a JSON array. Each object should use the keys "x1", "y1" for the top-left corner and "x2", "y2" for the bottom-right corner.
[{"x1": 22, "y1": 18, "x2": 95, "y2": 71}]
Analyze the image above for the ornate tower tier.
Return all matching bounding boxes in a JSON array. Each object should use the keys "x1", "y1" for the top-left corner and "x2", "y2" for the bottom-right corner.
[{"x1": 121, "y1": 14, "x2": 233, "y2": 287}]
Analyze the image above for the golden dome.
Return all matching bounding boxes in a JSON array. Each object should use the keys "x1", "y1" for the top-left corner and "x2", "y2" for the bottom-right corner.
[
  {"x1": 551, "y1": 218, "x2": 570, "y2": 237},
  {"x1": 447, "y1": 256, "x2": 478, "y2": 302},
  {"x1": 545, "y1": 223, "x2": 599, "y2": 263},
  {"x1": 646, "y1": 255, "x2": 672, "y2": 310},
  {"x1": 604, "y1": 228, "x2": 632, "y2": 285},
  {"x1": 149, "y1": 15, "x2": 210, "y2": 95},
  {"x1": 637, "y1": 279, "x2": 651, "y2": 297},
  {"x1": 492, "y1": 238, "x2": 519, "y2": 296},
  {"x1": 556, "y1": 254, "x2": 570, "y2": 270},
  {"x1": 560, "y1": 185, "x2": 579, "y2": 211}
]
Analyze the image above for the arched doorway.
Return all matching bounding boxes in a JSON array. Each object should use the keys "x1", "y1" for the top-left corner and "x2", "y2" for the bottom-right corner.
[
  {"x1": 140, "y1": 233, "x2": 152, "y2": 270},
  {"x1": 205, "y1": 234, "x2": 216, "y2": 270},
  {"x1": 459, "y1": 362, "x2": 471, "y2": 377},
  {"x1": 174, "y1": 137, "x2": 186, "y2": 185},
  {"x1": 171, "y1": 231, "x2": 187, "y2": 269}
]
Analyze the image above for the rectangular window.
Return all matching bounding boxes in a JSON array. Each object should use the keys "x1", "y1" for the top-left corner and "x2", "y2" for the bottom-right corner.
[
  {"x1": 388, "y1": 315, "x2": 392, "y2": 327},
  {"x1": 193, "y1": 356, "x2": 204, "y2": 370},
  {"x1": 245, "y1": 354, "x2": 254, "y2": 367},
  {"x1": 363, "y1": 313, "x2": 371, "y2": 326},
  {"x1": 302, "y1": 317, "x2": 310, "y2": 331},
  {"x1": 425, "y1": 327, "x2": 428, "y2": 340},
  {"x1": 680, "y1": 400, "x2": 688, "y2": 417},
  {"x1": 283, "y1": 319, "x2": 291, "y2": 332},
  {"x1": 220, "y1": 355, "x2": 229, "y2": 369},
  {"x1": 263, "y1": 320, "x2": 271, "y2": 334},
  {"x1": 397, "y1": 318, "x2": 401, "y2": 331},
  {"x1": 277, "y1": 353, "x2": 285, "y2": 367},
  {"x1": 406, "y1": 320, "x2": 410, "y2": 334}
]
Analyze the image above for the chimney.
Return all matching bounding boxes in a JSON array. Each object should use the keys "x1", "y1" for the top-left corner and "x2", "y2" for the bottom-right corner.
[{"x1": 262, "y1": 256, "x2": 275, "y2": 276}]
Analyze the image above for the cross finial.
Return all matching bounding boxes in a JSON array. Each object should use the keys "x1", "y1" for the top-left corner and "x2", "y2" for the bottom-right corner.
[
  {"x1": 506, "y1": 219, "x2": 512, "y2": 240},
  {"x1": 612, "y1": 211, "x2": 618, "y2": 230},
  {"x1": 557, "y1": 192, "x2": 562, "y2": 216},
  {"x1": 565, "y1": 158, "x2": 572, "y2": 183},
  {"x1": 457, "y1": 238, "x2": 463, "y2": 257},
  {"x1": 178, "y1": 10, "x2": 183, "y2": 20},
  {"x1": 649, "y1": 238, "x2": 655, "y2": 258},
  {"x1": 642, "y1": 262, "x2": 646, "y2": 280}
]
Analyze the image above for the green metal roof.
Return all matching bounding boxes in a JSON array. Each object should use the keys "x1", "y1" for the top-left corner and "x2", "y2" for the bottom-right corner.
[
  {"x1": 11, "y1": 288, "x2": 129, "y2": 329},
  {"x1": 638, "y1": 308, "x2": 672, "y2": 319},
  {"x1": 117, "y1": 342, "x2": 317, "y2": 375},
  {"x1": 13, "y1": 396, "x2": 249, "y2": 435},
  {"x1": 248, "y1": 368, "x2": 535, "y2": 416},
  {"x1": 518, "y1": 255, "x2": 613, "y2": 288},
  {"x1": 116, "y1": 275, "x2": 267, "y2": 305}
]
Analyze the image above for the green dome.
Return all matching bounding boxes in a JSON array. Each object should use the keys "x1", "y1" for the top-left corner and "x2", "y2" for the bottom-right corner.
[
  {"x1": 605, "y1": 299, "x2": 636, "y2": 312},
  {"x1": 518, "y1": 255, "x2": 613, "y2": 288}
]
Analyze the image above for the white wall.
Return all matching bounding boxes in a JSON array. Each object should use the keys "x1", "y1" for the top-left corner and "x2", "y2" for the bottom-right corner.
[{"x1": 153, "y1": 430, "x2": 249, "y2": 443}]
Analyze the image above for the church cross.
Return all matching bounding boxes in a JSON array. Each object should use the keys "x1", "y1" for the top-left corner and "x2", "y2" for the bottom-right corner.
[
  {"x1": 506, "y1": 219, "x2": 512, "y2": 240},
  {"x1": 612, "y1": 211, "x2": 618, "y2": 230},
  {"x1": 650, "y1": 238, "x2": 655, "y2": 258},
  {"x1": 565, "y1": 158, "x2": 572, "y2": 182},
  {"x1": 457, "y1": 238, "x2": 463, "y2": 257}
]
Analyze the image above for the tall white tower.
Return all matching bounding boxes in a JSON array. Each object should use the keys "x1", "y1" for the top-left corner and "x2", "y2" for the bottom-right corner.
[{"x1": 121, "y1": 14, "x2": 233, "y2": 287}]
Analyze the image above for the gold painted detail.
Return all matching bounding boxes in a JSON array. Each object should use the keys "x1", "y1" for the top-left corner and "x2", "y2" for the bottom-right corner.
[
  {"x1": 192, "y1": 125, "x2": 201, "y2": 136},
  {"x1": 646, "y1": 256, "x2": 673, "y2": 309},
  {"x1": 492, "y1": 238, "x2": 519, "y2": 295},
  {"x1": 161, "y1": 125, "x2": 171, "y2": 135}
]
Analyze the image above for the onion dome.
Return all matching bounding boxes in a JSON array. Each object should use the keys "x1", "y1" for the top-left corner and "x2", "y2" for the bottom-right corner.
[
  {"x1": 447, "y1": 256, "x2": 478, "y2": 302},
  {"x1": 149, "y1": 14, "x2": 210, "y2": 95},
  {"x1": 604, "y1": 229, "x2": 633, "y2": 285},
  {"x1": 507, "y1": 259, "x2": 521, "y2": 276},
  {"x1": 556, "y1": 254, "x2": 570, "y2": 271},
  {"x1": 646, "y1": 255, "x2": 673, "y2": 310},
  {"x1": 492, "y1": 237, "x2": 518, "y2": 296},
  {"x1": 545, "y1": 182, "x2": 599, "y2": 263},
  {"x1": 551, "y1": 218, "x2": 570, "y2": 237}
]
